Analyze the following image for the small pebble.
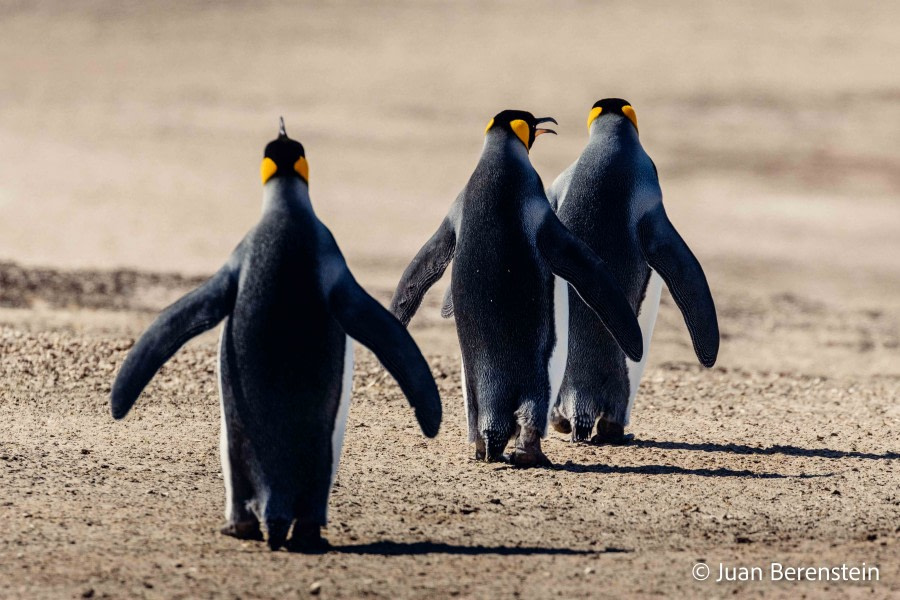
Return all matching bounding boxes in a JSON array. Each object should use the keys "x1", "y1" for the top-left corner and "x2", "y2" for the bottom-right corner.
[{"x1": 310, "y1": 581, "x2": 322, "y2": 595}]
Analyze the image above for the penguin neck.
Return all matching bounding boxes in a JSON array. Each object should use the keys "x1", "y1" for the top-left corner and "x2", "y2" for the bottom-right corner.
[
  {"x1": 480, "y1": 133, "x2": 533, "y2": 170},
  {"x1": 588, "y1": 117, "x2": 640, "y2": 151},
  {"x1": 262, "y1": 177, "x2": 313, "y2": 217}
]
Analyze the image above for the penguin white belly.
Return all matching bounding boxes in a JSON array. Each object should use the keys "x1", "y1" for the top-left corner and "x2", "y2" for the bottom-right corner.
[
  {"x1": 624, "y1": 270, "x2": 663, "y2": 425},
  {"x1": 216, "y1": 326, "x2": 234, "y2": 520},
  {"x1": 329, "y1": 336, "x2": 354, "y2": 489},
  {"x1": 545, "y1": 275, "x2": 570, "y2": 433}
]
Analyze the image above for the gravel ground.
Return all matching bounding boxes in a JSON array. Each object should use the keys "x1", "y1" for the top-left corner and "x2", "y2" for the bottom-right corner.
[{"x1": 0, "y1": 270, "x2": 897, "y2": 599}]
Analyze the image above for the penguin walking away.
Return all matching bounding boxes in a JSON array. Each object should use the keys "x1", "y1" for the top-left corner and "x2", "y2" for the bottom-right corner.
[
  {"x1": 548, "y1": 99, "x2": 719, "y2": 444},
  {"x1": 110, "y1": 119, "x2": 442, "y2": 551},
  {"x1": 391, "y1": 110, "x2": 642, "y2": 467}
]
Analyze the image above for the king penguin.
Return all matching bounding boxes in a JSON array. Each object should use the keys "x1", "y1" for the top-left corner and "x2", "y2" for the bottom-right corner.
[
  {"x1": 109, "y1": 119, "x2": 442, "y2": 551},
  {"x1": 390, "y1": 110, "x2": 642, "y2": 467},
  {"x1": 547, "y1": 99, "x2": 719, "y2": 443}
]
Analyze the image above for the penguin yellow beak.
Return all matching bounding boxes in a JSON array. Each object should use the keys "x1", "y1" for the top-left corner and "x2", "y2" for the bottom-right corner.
[
  {"x1": 261, "y1": 157, "x2": 278, "y2": 184},
  {"x1": 534, "y1": 116, "x2": 557, "y2": 141}
]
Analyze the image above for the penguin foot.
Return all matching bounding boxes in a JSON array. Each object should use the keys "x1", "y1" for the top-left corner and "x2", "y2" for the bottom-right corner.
[
  {"x1": 287, "y1": 524, "x2": 330, "y2": 554},
  {"x1": 549, "y1": 407, "x2": 571, "y2": 434},
  {"x1": 264, "y1": 519, "x2": 292, "y2": 551},
  {"x1": 504, "y1": 448, "x2": 552, "y2": 468},
  {"x1": 506, "y1": 424, "x2": 551, "y2": 467},
  {"x1": 474, "y1": 437, "x2": 487, "y2": 461},
  {"x1": 590, "y1": 420, "x2": 634, "y2": 446},
  {"x1": 220, "y1": 520, "x2": 264, "y2": 541}
]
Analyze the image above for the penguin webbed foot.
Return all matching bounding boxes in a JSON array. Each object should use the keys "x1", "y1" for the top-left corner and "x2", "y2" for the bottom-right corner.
[
  {"x1": 286, "y1": 523, "x2": 331, "y2": 554},
  {"x1": 504, "y1": 448, "x2": 552, "y2": 468},
  {"x1": 505, "y1": 426, "x2": 552, "y2": 468},
  {"x1": 474, "y1": 437, "x2": 487, "y2": 461},
  {"x1": 549, "y1": 407, "x2": 572, "y2": 435},
  {"x1": 264, "y1": 519, "x2": 292, "y2": 551},
  {"x1": 220, "y1": 520, "x2": 264, "y2": 541},
  {"x1": 590, "y1": 420, "x2": 634, "y2": 446}
]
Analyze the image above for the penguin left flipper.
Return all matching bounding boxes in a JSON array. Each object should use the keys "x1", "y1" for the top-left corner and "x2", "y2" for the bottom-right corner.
[
  {"x1": 533, "y1": 205, "x2": 644, "y2": 362},
  {"x1": 327, "y1": 268, "x2": 443, "y2": 438},
  {"x1": 390, "y1": 217, "x2": 456, "y2": 326},
  {"x1": 439, "y1": 285, "x2": 454, "y2": 319},
  {"x1": 638, "y1": 207, "x2": 720, "y2": 367},
  {"x1": 110, "y1": 243, "x2": 245, "y2": 419}
]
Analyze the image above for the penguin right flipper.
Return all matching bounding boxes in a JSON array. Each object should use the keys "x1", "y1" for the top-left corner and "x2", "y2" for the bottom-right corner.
[
  {"x1": 110, "y1": 242, "x2": 246, "y2": 419},
  {"x1": 533, "y1": 206, "x2": 644, "y2": 362},
  {"x1": 327, "y1": 268, "x2": 442, "y2": 438},
  {"x1": 389, "y1": 217, "x2": 456, "y2": 326},
  {"x1": 638, "y1": 208, "x2": 719, "y2": 367}
]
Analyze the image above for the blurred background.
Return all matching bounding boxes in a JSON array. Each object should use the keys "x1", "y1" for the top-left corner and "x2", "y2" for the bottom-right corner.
[{"x1": 0, "y1": 0, "x2": 898, "y2": 364}]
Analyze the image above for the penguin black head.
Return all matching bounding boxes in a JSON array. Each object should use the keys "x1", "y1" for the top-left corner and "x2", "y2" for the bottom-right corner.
[
  {"x1": 484, "y1": 110, "x2": 557, "y2": 152},
  {"x1": 587, "y1": 99, "x2": 638, "y2": 134},
  {"x1": 261, "y1": 117, "x2": 309, "y2": 185}
]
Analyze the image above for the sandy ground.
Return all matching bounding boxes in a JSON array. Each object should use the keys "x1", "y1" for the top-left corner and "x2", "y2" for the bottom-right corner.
[{"x1": 1, "y1": 1, "x2": 899, "y2": 598}]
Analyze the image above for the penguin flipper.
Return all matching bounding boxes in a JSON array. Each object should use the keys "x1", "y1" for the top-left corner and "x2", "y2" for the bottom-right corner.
[
  {"x1": 389, "y1": 217, "x2": 456, "y2": 326},
  {"x1": 328, "y1": 269, "x2": 442, "y2": 438},
  {"x1": 439, "y1": 285, "x2": 454, "y2": 319},
  {"x1": 639, "y1": 208, "x2": 719, "y2": 367},
  {"x1": 110, "y1": 245, "x2": 244, "y2": 419},
  {"x1": 535, "y1": 207, "x2": 644, "y2": 362}
]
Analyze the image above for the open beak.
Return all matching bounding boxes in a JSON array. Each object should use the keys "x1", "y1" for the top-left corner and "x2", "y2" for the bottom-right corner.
[{"x1": 534, "y1": 116, "x2": 558, "y2": 138}]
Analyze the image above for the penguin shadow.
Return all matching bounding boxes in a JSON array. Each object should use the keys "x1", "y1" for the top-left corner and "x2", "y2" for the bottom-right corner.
[
  {"x1": 631, "y1": 439, "x2": 900, "y2": 462},
  {"x1": 553, "y1": 461, "x2": 831, "y2": 479},
  {"x1": 328, "y1": 541, "x2": 622, "y2": 556}
]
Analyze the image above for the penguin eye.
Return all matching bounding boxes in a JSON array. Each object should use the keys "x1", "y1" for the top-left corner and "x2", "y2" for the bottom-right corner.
[
  {"x1": 622, "y1": 105, "x2": 638, "y2": 132},
  {"x1": 294, "y1": 156, "x2": 309, "y2": 183},
  {"x1": 508, "y1": 119, "x2": 530, "y2": 148},
  {"x1": 261, "y1": 157, "x2": 278, "y2": 184},
  {"x1": 587, "y1": 107, "x2": 603, "y2": 131}
]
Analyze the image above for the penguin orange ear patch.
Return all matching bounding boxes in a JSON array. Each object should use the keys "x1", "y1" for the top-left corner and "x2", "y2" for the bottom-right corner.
[
  {"x1": 294, "y1": 156, "x2": 309, "y2": 182},
  {"x1": 622, "y1": 105, "x2": 638, "y2": 132},
  {"x1": 509, "y1": 119, "x2": 530, "y2": 148},
  {"x1": 484, "y1": 118, "x2": 495, "y2": 134},
  {"x1": 587, "y1": 107, "x2": 603, "y2": 131},
  {"x1": 261, "y1": 157, "x2": 278, "y2": 184}
]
